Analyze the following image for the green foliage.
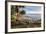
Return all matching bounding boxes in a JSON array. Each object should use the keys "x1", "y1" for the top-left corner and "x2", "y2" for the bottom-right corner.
[
  {"x1": 11, "y1": 5, "x2": 18, "y2": 15},
  {"x1": 20, "y1": 10, "x2": 26, "y2": 14},
  {"x1": 11, "y1": 15, "x2": 16, "y2": 23},
  {"x1": 11, "y1": 5, "x2": 15, "y2": 15},
  {"x1": 11, "y1": 5, "x2": 25, "y2": 15},
  {"x1": 11, "y1": 5, "x2": 26, "y2": 27}
]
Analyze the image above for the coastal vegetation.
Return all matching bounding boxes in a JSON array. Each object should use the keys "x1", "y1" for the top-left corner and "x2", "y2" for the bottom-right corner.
[{"x1": 11, "y1": 5, "x2": 41, "y2": 28}]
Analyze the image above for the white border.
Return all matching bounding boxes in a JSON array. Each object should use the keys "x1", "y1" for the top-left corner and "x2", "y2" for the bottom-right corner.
[{"x1": 7, "y1": 2, "x2": 44, "y2": 32}]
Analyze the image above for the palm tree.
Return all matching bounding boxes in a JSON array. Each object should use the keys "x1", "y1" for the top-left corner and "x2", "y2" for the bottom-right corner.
[
  {"x1": 15, "y1": 5, "x2": 26, "y2": 21},
  {"x1": 20, "y1": 10, "x2": 26, "y2": 15}
]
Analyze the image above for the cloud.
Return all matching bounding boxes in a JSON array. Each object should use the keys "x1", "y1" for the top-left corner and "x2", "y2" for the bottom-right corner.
[
  {"x1": 19, "y1": 6, "x2": 41, "y2": 14},
  {"x1": 19, "y1": 6, "x2": 41, "y2": 11},
  {"x1": 23, "y1": 6, "x2": 41, "y2": 11}
]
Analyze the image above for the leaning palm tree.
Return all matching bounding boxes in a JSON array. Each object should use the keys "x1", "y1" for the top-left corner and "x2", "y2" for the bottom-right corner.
[{"x1": 15, "y1": 5, "x2": 26, "y2": 21}]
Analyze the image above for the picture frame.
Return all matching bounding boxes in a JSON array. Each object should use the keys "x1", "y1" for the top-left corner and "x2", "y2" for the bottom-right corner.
[{"x1": 5, "y1": 1, "x2": 45, "y2": 33}]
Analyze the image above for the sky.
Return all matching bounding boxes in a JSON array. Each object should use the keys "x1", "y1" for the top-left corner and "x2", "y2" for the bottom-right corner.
[
  {"x1": 19, "y1": 6, "x2": 41, "y2": 20},
  {"x1": 19, "y1": 6, "x2": 41, "y2": 14}
]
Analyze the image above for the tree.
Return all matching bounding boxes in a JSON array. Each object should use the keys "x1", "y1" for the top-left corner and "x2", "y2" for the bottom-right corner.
[
  {"x1": 15, "y1": 6, "x2": 25, "y2": 20},
  {"x1": 11, "y1": 5, "x2": 26, "y2": 23},
  {"x1": 20, "y1": 10, "x2": 26, "y2": 15},
  {"x1": 15, "y1": 5, "x2": 25, "y2": 13},
  {"x1": 11, "y1": 5, "x2": 14, "y2": 15},
  {"x1": 11, "y1": 5, "x2": 26, "y2": 27}
]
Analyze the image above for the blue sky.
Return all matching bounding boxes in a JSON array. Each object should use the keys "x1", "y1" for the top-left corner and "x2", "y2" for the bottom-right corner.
[
  {"x1": 19, "y1": 6, "x2": 41, "y2": 14},
  {"x1": 19, "y1": 6, "x2": 41, "y2": 20}
]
